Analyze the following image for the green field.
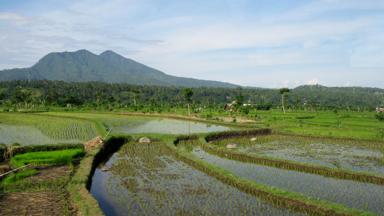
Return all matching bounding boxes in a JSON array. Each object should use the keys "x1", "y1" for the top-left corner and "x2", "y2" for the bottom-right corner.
[
  {"x1": 244, "y1": 110, "x2": 384, "y2": 141},
  {"x1": 1, "y1": 110, "x2": 382, "y2": 145}
]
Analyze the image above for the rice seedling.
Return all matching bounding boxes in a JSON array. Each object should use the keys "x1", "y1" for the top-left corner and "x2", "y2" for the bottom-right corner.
[
  {"x1": 211, "y1": 134, "x2": 384, "y2": 176},
  {"x1": 90, "y1": 142, "x2": 300, "y2": 216},
  {"x1": 1, "y1": 169, "x2": 38, "y2": 186},
  {"x1": 39, "y1": 112, "x2": 231, "y2": 135},
  {"x1": 192, "y1": 148, "x2": 384, "y2": 215},
  {"x1": 0, "y1": 113, "x2": 100, "y2": 145},
  {"x1": 10, "y1": 148, "x2": 85, "y2": 168}
]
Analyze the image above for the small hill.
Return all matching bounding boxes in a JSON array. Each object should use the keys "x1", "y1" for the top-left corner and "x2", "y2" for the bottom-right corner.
[{"x1": 0, "y1": 50, "x2": 236, "y2": 88}]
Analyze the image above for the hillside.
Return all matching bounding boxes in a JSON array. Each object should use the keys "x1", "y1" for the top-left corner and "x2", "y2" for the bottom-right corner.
[{"x1": 0, "y1": 50, "x2": 236, "y2": 88}]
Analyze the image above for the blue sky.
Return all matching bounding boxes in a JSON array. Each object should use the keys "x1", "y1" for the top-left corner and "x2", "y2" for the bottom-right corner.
[{"x1": 0, "y1": 0, "x2": 383, "y2": 88}]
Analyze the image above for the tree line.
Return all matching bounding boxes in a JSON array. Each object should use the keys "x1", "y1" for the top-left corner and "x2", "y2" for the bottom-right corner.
[{"x1": 0, "y1": 80, "x2": 382, "y2": 112}]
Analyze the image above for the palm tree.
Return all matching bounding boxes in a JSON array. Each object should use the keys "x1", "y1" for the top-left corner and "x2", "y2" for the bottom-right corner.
[
  {"x1": 183, "y1": 88, "x2": 194, "y2": 116},
  {"x1": 279, "y1": 88, "x2": 290, "y2": 114},
  {"x1": 183, "y1": 88, "x2": 194, "y2": 135}
]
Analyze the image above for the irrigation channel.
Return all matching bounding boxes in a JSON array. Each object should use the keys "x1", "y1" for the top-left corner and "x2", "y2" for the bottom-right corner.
[{"x1": 192, "y1": 148, "x2": 384, "y2": 215}]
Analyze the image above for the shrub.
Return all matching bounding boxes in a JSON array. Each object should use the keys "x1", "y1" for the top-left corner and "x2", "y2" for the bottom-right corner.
[
  {"x1": 0, "y1": 144, "x2": 6, "y2": 162},
  {"x1": 173, "y1": 135, "x2": 199, "y2": 145},
  {"x1": 256, "y1": 104, "x2": 272, "y2": 111},
  {"x1": 296, "y1": 116, "x2": 315, "y2": 120},
  {"x1": 376, "y1": 112, "x2": 384, "y2": 121}
]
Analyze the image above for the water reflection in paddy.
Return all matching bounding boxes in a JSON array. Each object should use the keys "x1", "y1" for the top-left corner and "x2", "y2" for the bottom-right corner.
[
  {"x1": 192, "y1": 148, "x2": 384, "y2": 215},
  {"x1": 111, "y1": 117, "x2": 229, "y2": 134},
  {"x1": 90, "y1": 143, "x2": 301, "y2": 216},
  {"x1": 213, "y1": 135, "x2": 384, "y2": 175}
]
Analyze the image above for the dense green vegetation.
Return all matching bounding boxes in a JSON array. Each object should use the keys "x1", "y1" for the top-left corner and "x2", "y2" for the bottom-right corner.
[
  {"x1": 376, "y1": 112, "x2": 384, "y2": 121},
  {"x1": 0, "y1": 80, "x2": 383, "y2": 112}
]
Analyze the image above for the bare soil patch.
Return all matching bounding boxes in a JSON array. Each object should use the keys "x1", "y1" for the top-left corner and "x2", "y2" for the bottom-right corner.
[
  {"x1": 0, "y1": 165, "x2": 75, "y2": 215},
  {"x1": 0, "y1": 191, "x2": 69, "y2": 216},
  {"x1": 30, "y1": 165, "x2": 72, "y2": 183}
]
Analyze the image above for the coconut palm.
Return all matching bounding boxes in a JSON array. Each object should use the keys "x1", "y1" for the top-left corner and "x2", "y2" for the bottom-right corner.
[{"x1": 279, "y1": 88, "x2": 290, "y2": 114}]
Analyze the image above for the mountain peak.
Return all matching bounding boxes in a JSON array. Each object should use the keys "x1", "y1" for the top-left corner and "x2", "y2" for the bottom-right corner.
[
  {"x1": 74, "y1": 49, "x2": 93, "y2": 54},
  {"x1": 100, "y1": 50, "x2": 123, "y2": 58},
  {"x1": 43, "y1": 49, "x2": 94, "y2": 59},
  {"x1": 0, "y1": 49, "x2": 237, "y2": 88},
  {"x1": 100, "y1": 50, "x2": 116, "y2": 55}
]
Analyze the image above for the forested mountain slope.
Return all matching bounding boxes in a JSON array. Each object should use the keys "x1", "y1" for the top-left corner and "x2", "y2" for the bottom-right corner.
[{"x1": 0, "y1": 50, "x2": 236, "y2": 88}]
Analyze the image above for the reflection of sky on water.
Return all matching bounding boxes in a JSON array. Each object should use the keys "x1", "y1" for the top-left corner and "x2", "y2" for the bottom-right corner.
[
  {"x1": 112, "y1": 118, "x2": 229, "y2": 134},
  {"x1": 90, "y1": 143, "x2": 300, "y2": 216},
  {"x1": 193, "y1": 148, "x2": 384, "y2": 215}
]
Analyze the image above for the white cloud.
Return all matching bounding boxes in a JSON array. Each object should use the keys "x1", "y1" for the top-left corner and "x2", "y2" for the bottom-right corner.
[
  {"x1": 0, "y1": 12, "x2": 29, "y2": 25},
  {"x1": 307, "y1": 79, "x2": 319, "y2": 85},
  {"x1": 0, "y1": 0, "x2": 383, "y2": 87}
]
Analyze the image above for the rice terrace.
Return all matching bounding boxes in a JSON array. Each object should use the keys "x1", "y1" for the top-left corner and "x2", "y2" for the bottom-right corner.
[
  {"x1": 1, "y1": 110, "x2": 384, "y2": 216},
  {"x1": 1, "y1": 1, "x2": 384, "y2": 216}
]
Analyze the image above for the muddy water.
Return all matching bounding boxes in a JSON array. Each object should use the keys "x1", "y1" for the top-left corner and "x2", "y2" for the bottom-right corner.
[
  {"x1": 90, "y1": 143, "x2": 301, "y2": 216},
  {"x1": 193, "y1": 148, "x2": 384, "y2": 215}
]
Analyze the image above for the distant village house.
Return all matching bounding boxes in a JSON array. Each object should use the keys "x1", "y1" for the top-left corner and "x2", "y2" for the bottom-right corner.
[{"x1": 376, "y1": 107, "x2": 384, "y2": 113}]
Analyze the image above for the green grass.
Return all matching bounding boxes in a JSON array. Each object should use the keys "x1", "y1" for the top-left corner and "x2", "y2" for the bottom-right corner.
[
  {"x1": 10, "y1": 148, "x2": 85, "y2": 168},
  {"x1": 66, "y1": 146, "x2": 105, "y2": 216},
  {"x1": 246, "y1": 110, "x2": 384, "y2": 141}
]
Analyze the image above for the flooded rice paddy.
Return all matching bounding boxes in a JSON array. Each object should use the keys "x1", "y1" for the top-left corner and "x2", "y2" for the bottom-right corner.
[
  {"x1": 213, "y1": 135, "x2": 384, "y2": 175},
  {"x1": 108, "y1": 117, "x2": 230, "y2": 135},
  {"x1": 0, "y1": 124, "x2": 82, "y2": 145},
  {"x1": 90, "y1": 143, "x2": 301, "y2": 216},
  {"x1": 43, "y1": 112, "x2": 231, "y2": 135},
  {"x1": 192, "y1": 147, "x2": 384, "y2": 215}
]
